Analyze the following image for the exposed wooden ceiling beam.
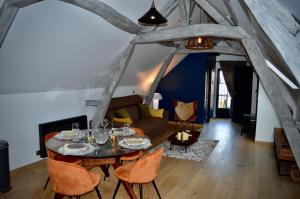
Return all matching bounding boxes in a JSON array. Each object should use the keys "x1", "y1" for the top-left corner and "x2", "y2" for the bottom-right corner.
[
  {"x1": 0, "y1": 1, "x2": 18, "y2": 47},
  {"x1": 145, "y1": 49, "x2": 177, "y2": 104},
  {"x1": 92, "y1": 42, "x2": 136, "y2": 128},
  {"x1": 242, "y1": 0, "x2": 300, "y2": 86},
  {"x1": 177, "y1": 45, "x2": 245, "y2": 56},
  {"x1": 7, "y1": 0, "x2": 42, "y2": 8},
  {"x1": 242, "y1": 38, "x2": 300, "y2": 168},
  {"x1": 178, "y1": 0, "x2": 190, "y2": 25},
  {"x1": 193, "y1": 0, "x2": 230, "y2": 25},
  {"x1": 135, "y1": 24, "x2": 248, "y2": 44}
]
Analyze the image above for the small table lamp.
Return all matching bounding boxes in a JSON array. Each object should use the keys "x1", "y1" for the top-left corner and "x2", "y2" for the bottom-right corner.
[{"x1": 152, "y1": 93, "x2": 163, "y2": 109}]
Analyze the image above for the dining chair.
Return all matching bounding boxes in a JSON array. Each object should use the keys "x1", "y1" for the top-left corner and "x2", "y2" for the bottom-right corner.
[
  {"x1": 47, "y1": 158, "x2": 102, "y2": 199},
  {"x1": 119, "y1": 128, "x2": 144, "y2": 164},
  {"x1": 113, "y1": 148, "x2": 164, "y2": 199},
  {"x1": 44, "y1": 132, "x2": 81, "y2": 190}
]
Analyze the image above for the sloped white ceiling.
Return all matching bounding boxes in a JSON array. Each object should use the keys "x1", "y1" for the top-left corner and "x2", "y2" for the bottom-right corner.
[
  {"x1": 0, "y1": 0, "x2": 134, "y2": 94},
  {"x1": 0, "y1": 0, "x2": 299, "y2": 95}
]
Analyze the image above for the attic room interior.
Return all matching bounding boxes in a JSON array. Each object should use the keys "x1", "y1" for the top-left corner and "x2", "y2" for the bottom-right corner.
[{"x1": 0, "y1": 0, "x2": 300, "y2": 198}]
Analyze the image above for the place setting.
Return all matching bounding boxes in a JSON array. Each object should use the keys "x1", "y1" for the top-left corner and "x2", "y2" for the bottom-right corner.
[
  {"x1": 55, "y1": 122, "x2": 95, "y2": 156},
  {"x1": 47, "y1": 119, "x2": 152, "y2": 157},
  {"x1": 112, "y1": 123, "x2": 152, "y2": 150}
]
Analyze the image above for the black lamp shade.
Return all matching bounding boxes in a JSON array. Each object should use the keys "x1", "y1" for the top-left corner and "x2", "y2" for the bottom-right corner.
[{"x1": 138, "y1": 6, "x2": 168, "y2": 26}]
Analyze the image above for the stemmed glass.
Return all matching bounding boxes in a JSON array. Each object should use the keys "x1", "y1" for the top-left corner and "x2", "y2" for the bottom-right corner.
[
  {"x1": 72, "y1": 122, "x2": 80, "y2": 141},
  {"x1": 102, "y1": 118, "x2": 109, "y2": 131},
  {"x1": 72, "y1": 122, "x2": 80, "y2": 133}
]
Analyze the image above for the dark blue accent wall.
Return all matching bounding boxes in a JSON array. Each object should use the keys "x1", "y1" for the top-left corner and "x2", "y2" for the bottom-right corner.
[{"x1": 156, "y1": 53, "x2": 208, "y2": 124}]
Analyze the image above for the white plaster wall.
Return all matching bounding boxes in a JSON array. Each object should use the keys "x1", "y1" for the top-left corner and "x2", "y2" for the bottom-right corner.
[
  {"x1": 0, "y1": 85, "x2": 137, "y2": 170},
  {"x1": 255, "y1": 82, "x2": 281, "y2": 142}
]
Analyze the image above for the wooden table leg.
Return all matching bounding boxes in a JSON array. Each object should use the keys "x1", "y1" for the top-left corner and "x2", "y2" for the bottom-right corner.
[
  {"x1": 100, "y1": 165, "x2": 110, "y2": 177},
  {"x1": 113, "y1": 157, "x2": 137, "y2": 199}
]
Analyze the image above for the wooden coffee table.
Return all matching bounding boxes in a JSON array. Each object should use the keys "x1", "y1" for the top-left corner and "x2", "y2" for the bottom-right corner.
[{"x1": 168, "y1": 131, "x2": 200, "y2": 152}]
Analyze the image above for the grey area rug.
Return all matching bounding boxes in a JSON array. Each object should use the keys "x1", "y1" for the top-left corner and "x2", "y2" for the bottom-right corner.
[{"x1": 152, "y1": 137, "x2": 218, "y2": 162}]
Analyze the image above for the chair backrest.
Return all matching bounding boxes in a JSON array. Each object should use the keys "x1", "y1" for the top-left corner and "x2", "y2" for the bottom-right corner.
[
  {"x1": 128, "y1": 148, "x2": 164, "y2": 183},
  {"x1": 47, "y1": 159, "x2": 95, "y2": 196},
  {"x1": 173, "y1": 100, "x2": 198, "y2": 121},
  {"x1": 44, "y1": 132, "x2": 59, "y2": 159}
]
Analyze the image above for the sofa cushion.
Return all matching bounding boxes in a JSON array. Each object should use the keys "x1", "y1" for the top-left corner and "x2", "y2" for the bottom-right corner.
[
  {"x1": 149, "y1": 108, "x2": 164, "y2": 118},
  {"x1": 114, "y1": 108, "x2": 133, "y2": 124},
  {"x1": 113, "y1": 117, "x2": 133, "y2": 124},
  {"x1": 126, "y1": 106, "x2": 141, "y2": 122},
  {"x1": 132, "y1": 117, "x2": 167, "y2": 138}
]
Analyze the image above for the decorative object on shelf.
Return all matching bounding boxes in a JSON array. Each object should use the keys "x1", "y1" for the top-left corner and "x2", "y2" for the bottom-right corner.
[
  {"x1": 152, "y1": 92, "x2": 163, "y2": 109},
  {"x1": 138, "y1": 0, "x2": 168, "y2": 26},
  {"x1": 184, "y1": 37, "x2": 214, "y2": 50}
]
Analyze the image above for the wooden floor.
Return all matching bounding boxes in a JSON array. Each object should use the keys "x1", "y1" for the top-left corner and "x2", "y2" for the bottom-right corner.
[{"x1": 1, "y1": 119, "x2": 300, "y2": 199}]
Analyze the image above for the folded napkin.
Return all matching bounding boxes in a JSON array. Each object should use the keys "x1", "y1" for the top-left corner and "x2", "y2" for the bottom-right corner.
[
  {"x1": 118, "y1": 138, "x2": 151, "y2": 150},
  {"x1": 58, "y1": 143, "x2": 95, "y2": 156},
  {"x1": 110, "y1": 128, "x2": 135, "y2": 136},
  {"x1": 55, "y1": 131, "x2": 79, "y2": 140}
]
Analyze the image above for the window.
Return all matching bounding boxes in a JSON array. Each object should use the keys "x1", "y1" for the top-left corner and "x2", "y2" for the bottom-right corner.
[{"x1": 218, "y1": 71, "x2": 231, "y2": 109}]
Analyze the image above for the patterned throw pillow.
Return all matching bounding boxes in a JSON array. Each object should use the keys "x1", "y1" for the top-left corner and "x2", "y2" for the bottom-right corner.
[
  {"x1": 175, "y1": 101, "x2": 194, "y2": 121},
  {"x1": 149, "y1": 108, "x2": 164, "y2": 118}
]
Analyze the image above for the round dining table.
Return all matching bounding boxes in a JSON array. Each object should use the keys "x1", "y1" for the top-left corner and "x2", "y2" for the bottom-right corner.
[{"x1": 46, "y1": 130, "x2": 149, "y2": 199}]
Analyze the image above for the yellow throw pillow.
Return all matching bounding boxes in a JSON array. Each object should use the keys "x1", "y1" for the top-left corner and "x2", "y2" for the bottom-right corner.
[
  {"x1": 113, "y1": 108, "x2": 133, "y2": 124},
  {"x1": 175, "y1": 100, "x2": 194, "y2": 121},
  {"x1": 112, "y1": 117, "x2": 133, "y2": 124},
  {"x1": 149, "y1": 108, "x2": 164, "y2": 118}
]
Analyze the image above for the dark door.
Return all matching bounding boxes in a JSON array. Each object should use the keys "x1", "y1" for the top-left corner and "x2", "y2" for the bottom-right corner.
[
  {"x1": 231, "y1": 65, "x2": 253, "y2": 123},
  {"x1": 216, "y1": 69, "x2": 231, "y2": 118}
]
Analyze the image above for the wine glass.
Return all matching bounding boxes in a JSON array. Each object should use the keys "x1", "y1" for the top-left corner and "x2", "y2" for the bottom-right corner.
[
  {"x1": 124, "y1": 123, "x2": 130, "y2": 134},
  {"x1": 72, "y1": 122, "x2": 80, "y2": 132},
  {"x1": 102, "y1": 118, "x2": 109, "y2": 131},
  {"x1": 71, "y1": 122, "x2": 80, "y2": 141}
]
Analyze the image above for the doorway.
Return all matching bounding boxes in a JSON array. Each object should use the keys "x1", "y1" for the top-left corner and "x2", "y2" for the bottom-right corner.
[{"x1": 216, "y1": 69, "x2": 231, "y2": 118}]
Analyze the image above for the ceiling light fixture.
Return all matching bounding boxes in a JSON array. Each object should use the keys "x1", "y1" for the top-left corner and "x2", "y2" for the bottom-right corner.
[
  {"x1": 138, "y1": 0, "x2": 168, "y2": 26},
  {"x1": 184, "y1": 37, "x2": 214, "y2": 50}
]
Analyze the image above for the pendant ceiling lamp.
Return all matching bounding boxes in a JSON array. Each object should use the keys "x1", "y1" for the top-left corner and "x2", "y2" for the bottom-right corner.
[
  {"x1": 184, "y1": 37, "x2": 214, "y2": 50},
  {"x1": 138, "y1": 0, "x2": 168, "y2": 26}
]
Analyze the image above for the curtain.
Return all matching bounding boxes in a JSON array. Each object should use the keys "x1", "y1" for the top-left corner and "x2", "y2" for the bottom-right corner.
[{"x1": 219, "y1": 61, "x2": 235, "y2": 97}]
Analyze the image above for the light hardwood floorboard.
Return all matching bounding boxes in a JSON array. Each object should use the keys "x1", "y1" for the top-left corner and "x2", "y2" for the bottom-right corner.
[{"x1": 1, "y1": 119, "x2": 299, "y2": 199}]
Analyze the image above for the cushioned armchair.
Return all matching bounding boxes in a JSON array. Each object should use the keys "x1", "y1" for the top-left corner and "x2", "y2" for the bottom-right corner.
[
  {"x1": 47, "y1": 159, "x2": 102, "y2": 199},
  {"x1": 113, "y1": 148, "x2": 164, "y2": 199},
  {"x1": 173, "y1": 99, "x2": 198, "y2": 130}
]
